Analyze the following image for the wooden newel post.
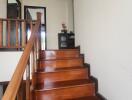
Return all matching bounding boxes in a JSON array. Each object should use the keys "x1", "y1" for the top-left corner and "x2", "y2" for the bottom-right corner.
[{"x1": 37, "y1": 12, "x2": 41, "y2": 51}]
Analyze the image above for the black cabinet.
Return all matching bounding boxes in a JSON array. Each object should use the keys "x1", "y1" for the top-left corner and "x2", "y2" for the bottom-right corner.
[{"x1": 58, "y1": 33, "x2": 75, "y2": 49}]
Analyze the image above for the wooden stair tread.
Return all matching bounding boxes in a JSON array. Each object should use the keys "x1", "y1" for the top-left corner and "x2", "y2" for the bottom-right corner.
[
  {"x1": 37, "y1": 57, "x2": 83, "y2": 69},
  {"x1": 34, "y1": 79, "x2": 94, "y2": 91},
  {"x1": 31, "y1": 49, "x2": 105, "y2": 99},
  {"x1": 32, "y1": 67, "x2": 89, "y2": 85},
  {"x1": 39, "y1": 49, "x2": 80, "y2": 60},
  {"x1": 36, "y1": 66, "x2": 87, "y2": 72},
  {"x1": 68, "y1": 96, "x2": 102, "y2": 100},
  {"x1": 41, "y1": 49, "x2": 79, "y2": 51}
]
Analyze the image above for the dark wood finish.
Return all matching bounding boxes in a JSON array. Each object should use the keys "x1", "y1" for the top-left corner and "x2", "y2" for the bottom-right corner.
[
  {"x1": 39, "y1": 49, "x2": 80, "y2": 59},
  {"x1": 35, "y1": 79, "x2": 94, "y2": 90},
  {"x1": 22, "y1": 21, "x2": 26, "y2": 47},
  {"x1": 33, "y1": 80, "x2": 95, "y2": 100},
  {"x1": 7, "y1": 20, "x2": 11, "y2": 47},
  {"x1": 17, "y1": 83, "x2": 24, "y2": 100},
  {"x1": 26, "y1": 61, "x2": 30, "y2": 100},
  {"x1": 32, "y1": 67, "x2": 89, "y2": 87},
  {"x1": 38, "y1": 57, "x2": 83, "y2": 69},
  {"x1": 0, "y1": 18, "x2": 31, "y2": 21},
  {"x1": 1, "y1": 18, "x2": 104, "y2": 100},
  {"x1": 0, "y1": 18, "x2": 36, "y2": 50},
  {"x1": 15, "y1": 20, "x2": 19, "y2": 47},
  {"x1": 31, "y1": 49, "x2": 104, "y2": 100},
  {"x1": 68, "y1": 96, "x2": 102, "y2": 100},
  {"x1": 2, "y1": 13, "x2": 41, "y2": 100}
]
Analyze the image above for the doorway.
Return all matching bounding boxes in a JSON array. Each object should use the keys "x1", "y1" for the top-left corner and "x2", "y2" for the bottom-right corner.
[
  {"x1": 24, "y1": 6, "x2": 47, "y2": 50},
  {"x1": 7, "y1": 0, "x2": 21, "y2": 19},
  {"x1": 7, "y1": 0, "x2": 21, "y2": 49}
]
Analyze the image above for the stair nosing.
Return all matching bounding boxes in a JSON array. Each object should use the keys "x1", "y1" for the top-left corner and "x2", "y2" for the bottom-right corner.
[
  {"x1": 40, "y1": 49, "x2": 79, "y2": 51},
  {"x1": 38, "y1": 56, "x2": 83, "y2": 61}
]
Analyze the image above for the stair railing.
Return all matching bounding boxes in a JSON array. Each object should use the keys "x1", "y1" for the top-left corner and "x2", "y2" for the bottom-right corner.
[
  {"x1": 2, "y1": 12, "x2": 41, "y2": 100},
  {"x1": 0, "y1": 17, "x2": 35, "y2": 49}
]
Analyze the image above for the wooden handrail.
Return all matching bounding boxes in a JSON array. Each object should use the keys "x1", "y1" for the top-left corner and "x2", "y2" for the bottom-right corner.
[
  {"x1": 0, "y1": 18, "x2": 36, "y2": 22},
  {"x1": 2, "y1": 13, "x2": 41, "y2": 100}
]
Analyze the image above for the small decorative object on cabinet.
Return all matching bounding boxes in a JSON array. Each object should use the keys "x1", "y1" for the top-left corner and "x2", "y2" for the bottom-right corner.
[{"x1": 58, "y1": 32, "x2": 75, "y2": 49}]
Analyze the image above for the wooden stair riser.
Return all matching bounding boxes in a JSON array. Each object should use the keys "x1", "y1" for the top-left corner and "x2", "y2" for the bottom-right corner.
[
  {"x1": 39, "y1": 50, "x2": 80, "y2": 60},
  {"x1": 33, "y1": 84, "x2": 95, "y2": 100},
  {"x1": 37, "y1": 58, "x2": 84, "y2": 70},
  {"x1": 31, "y1": 49, "x2": 103, "y2": 100},
  {"x1": 68, "y1": 96, "x2": 102, "y2": 100},
  {"x1": 32, "y1": 68, "x2": 89, "y2": 88}
]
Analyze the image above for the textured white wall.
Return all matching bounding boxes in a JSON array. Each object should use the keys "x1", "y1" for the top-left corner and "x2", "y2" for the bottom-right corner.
[
  {"x1": 74, "y1": 0, "x2": 132, "y2": 100},
  {"x1": 22, "y1": 0, "x2": 74, "y2": 49}
]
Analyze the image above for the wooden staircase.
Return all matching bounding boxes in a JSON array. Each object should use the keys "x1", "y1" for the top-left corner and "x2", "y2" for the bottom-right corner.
[{"x1": 31, "y1": 49, "x2": 103, "y2": 100}]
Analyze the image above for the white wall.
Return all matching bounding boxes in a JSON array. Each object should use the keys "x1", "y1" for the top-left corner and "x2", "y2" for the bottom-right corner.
[
  {"x1": 0, "y1": 0, "x2": 74, "y2": 82},
  {"x1": 22, "y1": 0, "x2": 74, "y2": 49},
  {"x1": 0, "y1": 52, "x2": 22, "y2": 82},
  {"x1": 74, "y1": 0, "x2": 132, "y2": 100},
  {"x1": 0, "y1": 0, "x2": 7, "y2": 45},
  {"x1": 0, "y1": 0, "x2": 6, "y2": 18},
  {"x1": 0, "y1": 0, "x2": 74, "y2": 49}
]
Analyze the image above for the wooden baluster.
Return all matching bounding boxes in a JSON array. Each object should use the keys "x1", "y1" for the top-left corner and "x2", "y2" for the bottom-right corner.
[
  {"x1": 31, "y1": 45, "x2": 35, "y2": 73},
  {"x1": 26, "y1": 60, "x2": 30, "y2": 100},
  {"x1": 22, "y1": 21, "x2": 26, "y2": 47},
  {"x1": 16, "y1": 20, "x2": 19, "y2": 48},
  {"x1": 37, "y1": 12, "x2": 42, "y2": 51},
  {"x1": 0, "y1": 20, "x2": 3, "y2": 47},
  {"x1": 17, "y1": 81, "x2": 24, "y2": 100},
  {"x1": 7, "y1": 20, "x2": 11, "y2": 48},
  {"x1": 33, "y1": 42, "x2": 37, "y2": 73},
  {"x1": 2, "y1": 14, "x2": 41, "y2": 100}
]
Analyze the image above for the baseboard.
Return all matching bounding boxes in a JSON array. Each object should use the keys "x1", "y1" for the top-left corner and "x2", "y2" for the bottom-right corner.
[
  {"x1": 97, "y1": 93, "x2": 107, "y2": 100},
  {"x1": 0, "y1": 81, "x2": 9, "y2": 85}
]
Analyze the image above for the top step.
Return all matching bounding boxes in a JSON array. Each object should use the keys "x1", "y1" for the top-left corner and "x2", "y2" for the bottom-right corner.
[{"x1": 39, "y1": 49, "x2": 80, "y2": 60}]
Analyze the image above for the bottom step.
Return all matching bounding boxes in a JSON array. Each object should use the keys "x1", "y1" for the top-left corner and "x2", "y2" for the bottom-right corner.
[
  {"x1": 33, "y1": 79, "x2": 96, "y2": 100},
  {"x1": 68, "y1": 96, "x2": 102, "y2": 100}
]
